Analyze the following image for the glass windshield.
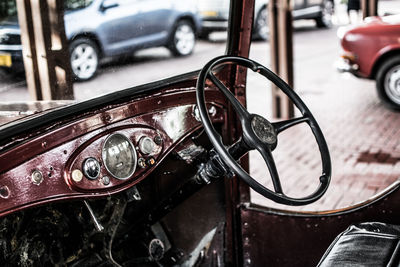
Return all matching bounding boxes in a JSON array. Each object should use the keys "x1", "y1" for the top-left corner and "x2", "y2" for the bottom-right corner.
[{"x1": 0, "y1": 0, "x2": 228, "y2": 126}]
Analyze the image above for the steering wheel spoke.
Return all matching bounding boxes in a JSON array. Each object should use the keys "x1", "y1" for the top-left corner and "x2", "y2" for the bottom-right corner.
[
  {"x1": 272, "y1": 116, "x2": 310, "y2": 134},
  {"x1": 208, "y1": 73, "x2": 250, "y2": 120},
  {"x1": 256, "y1": 145, "x2": 283, "y2": 194}
]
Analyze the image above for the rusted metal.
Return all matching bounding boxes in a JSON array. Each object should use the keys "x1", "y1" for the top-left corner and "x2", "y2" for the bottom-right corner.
[
  {"x1": 16, "y1": 0, "x2": 73, "y2": 100},
  {"x1": 269, "y1": 0, "x2": 295, "y2": 119}
]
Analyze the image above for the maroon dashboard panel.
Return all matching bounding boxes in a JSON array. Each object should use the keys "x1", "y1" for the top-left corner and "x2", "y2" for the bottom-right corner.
[
  {"x1": 0, "y1": 89, "x2": 226, "y2": 217},
  {"x1": 66, "y1": 125, "x2": 164, "y2": 192}
]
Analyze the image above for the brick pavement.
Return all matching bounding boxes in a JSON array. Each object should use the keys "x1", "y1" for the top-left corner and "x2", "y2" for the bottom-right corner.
[{"x1": 249, "y1": 75, "x2": 400, "y2": 211}]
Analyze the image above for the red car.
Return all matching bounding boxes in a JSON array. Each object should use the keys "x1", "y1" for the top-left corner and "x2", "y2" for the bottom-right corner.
[{"x1": 337, "y1": 15, "x2": 400, "y2": 110}]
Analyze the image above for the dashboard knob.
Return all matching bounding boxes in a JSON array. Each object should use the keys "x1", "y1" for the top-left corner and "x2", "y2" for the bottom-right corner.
[
  {"x1": 139, "y1": 136, "x2": 156, "y2": 155},
  {"x1": 82, "y1": 157, "x2": 101, "y2": 180}
]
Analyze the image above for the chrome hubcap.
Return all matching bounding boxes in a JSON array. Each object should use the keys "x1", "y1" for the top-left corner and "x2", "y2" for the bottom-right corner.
[
  {"x1": 71, "y1": 43, "x2": 98, "y2": 80},
  {"x1": 174, "y1": 24, "x2": 195, "y2": 55},
  {"x1": 384, "y1": 65, "x2": 400, "y2": 105}
]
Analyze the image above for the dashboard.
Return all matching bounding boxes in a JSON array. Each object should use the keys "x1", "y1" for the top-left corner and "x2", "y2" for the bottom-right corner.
[{"x1": 0, "y1": 88, "x2": 227, "y2": 217}]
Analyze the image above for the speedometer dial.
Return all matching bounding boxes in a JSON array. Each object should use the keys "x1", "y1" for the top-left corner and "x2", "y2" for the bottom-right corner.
[{"x1": 102, "y1": 133, "x2": 137, "y2": 180}]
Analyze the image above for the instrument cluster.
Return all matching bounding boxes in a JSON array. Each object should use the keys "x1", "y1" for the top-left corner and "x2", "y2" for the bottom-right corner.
[{"x1": 66, "y1": 126, "x2": 164, "y2": 191}]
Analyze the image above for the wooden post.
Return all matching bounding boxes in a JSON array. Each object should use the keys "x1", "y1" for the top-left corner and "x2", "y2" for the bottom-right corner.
[
  {"x1": 361, "y1": 0, "x2": 378, "y2": 19},
  {"x1": 269, "y1": 0, "x2": 294, "y2": 119},
  {"x1": 16, "y1": 0, "x2": 74, "y2": 100}
]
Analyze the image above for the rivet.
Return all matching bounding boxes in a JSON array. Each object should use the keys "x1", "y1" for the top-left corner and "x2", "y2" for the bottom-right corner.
[
  {"x1": 32, "y1": 170, "x2": 44, "y2": 185},
  {"x1": 71, "y1": 169, "x2": 83, "y2": 182},
  {"x1": 0, "y1": 186, "x2": 10, "y2": 199},
  {"x1": 41, "y1": 142, "x2": 47, "y2": 148}
]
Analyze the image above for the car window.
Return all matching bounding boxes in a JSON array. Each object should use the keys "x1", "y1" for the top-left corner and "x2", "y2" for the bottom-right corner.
[{"x1": 0, "y1": 0, "x2": 227, "y2": 125}]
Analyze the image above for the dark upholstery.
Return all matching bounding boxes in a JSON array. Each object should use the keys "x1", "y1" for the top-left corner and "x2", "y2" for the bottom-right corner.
[{"x1": 318, "y1": 222, "x2": 400, "y2": 267}]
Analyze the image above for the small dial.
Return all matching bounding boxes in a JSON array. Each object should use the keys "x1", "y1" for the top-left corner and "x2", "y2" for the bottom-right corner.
[
  {"x1": 102, "y1": 133, "x2": 137, "y2": 180},
  {"x1": 82, "y1": 158, "x2": 101, "y2": 180},
  {"x1": 139, "y1": 136, "x2": 156, "y2": 155}
]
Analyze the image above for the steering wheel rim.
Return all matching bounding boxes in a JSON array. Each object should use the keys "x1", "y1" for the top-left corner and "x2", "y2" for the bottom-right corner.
[{"x1": 196, "y1": 56, "x2": 331, "y2": 206}]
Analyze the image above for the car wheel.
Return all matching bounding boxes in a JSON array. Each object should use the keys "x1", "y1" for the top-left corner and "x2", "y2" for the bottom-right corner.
[
  {"x1": 316, "y1": 0, "x2": 333, "y2": 28},
  {"x1": 69, "y1": 38, "x2": 99, "y2": 81},
  {"x1": 253, "y1": 7, "x2": 269, "y2": 41},
  {"x1": 376, "y1": 56, "x2": 400, "y2": 110},
  {"x1": 169, "y1": 20, "x2": 196, "y2": 56}
]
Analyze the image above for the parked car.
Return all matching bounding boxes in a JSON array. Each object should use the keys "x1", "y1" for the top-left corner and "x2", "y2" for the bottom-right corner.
[
  {"x1": 337, "y1": 14, "x2": 400, "y2": 110},
  {"x1": 197, "y1": 0, "x2": 334, "y2": 40},
  {"x1": 0, "y1": 0, "x2": 201, "y2": 81}
]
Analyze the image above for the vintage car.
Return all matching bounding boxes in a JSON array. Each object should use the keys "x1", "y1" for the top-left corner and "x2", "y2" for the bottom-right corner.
[
  {"x1": 337, "y1": 14, "x2": 400, "y2": 110},
  {"x1": 0, "y1": 0, "x2": 399, "y2": 266}
]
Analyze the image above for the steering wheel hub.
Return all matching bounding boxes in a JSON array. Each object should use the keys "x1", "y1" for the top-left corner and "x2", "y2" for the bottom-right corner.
[{"x1": 251, "y1": 115, "x2": 277, "y2": 145}]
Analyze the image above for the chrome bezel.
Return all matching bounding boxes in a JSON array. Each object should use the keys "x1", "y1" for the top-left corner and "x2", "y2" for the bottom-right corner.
[
  {"x1": 102, "y1": 133, "x2": 137, "y2": 180},
  {"x1": 82, "y1": 157, "x2": 101, "y2": 180},
  {"x1": 139, "y1": 136, "x2": 155, "y2": 155}
]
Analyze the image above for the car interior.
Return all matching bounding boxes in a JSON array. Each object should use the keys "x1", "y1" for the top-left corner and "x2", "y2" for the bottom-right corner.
[{"x1": 0, "y1": 0, "x2": 399, "y2": 266}]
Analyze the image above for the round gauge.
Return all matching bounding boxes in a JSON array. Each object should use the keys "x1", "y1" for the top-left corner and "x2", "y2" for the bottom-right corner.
[{"x1": 102, "y1": 133, "x2": 137, "y2": 180}]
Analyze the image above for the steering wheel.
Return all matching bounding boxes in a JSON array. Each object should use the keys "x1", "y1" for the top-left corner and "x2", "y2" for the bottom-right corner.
[{"x1": 196, "y1": 56, "x2": 331, "y2": 206}]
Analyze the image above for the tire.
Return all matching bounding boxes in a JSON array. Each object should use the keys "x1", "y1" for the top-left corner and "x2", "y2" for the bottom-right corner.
[
  {"x1": 253, "y1": 7, "x2": 269, "y2": 41},
  {"x1": 376, "y1": 55, "x2": 400, "y2": 110},
  {"x1": 316, "y1": 0, "x2": 334, "y2": 28},
  {"x1": 69, "y1": 38, "x2": 100, "y2": 81},
  {"x1": 169, "y1": 20, "x2": 196, "y2": 56}
]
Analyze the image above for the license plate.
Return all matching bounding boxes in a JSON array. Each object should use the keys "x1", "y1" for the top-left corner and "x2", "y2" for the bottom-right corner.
[{"x1": 0, "y1": 53, "x2": 12, "y2": 67}]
